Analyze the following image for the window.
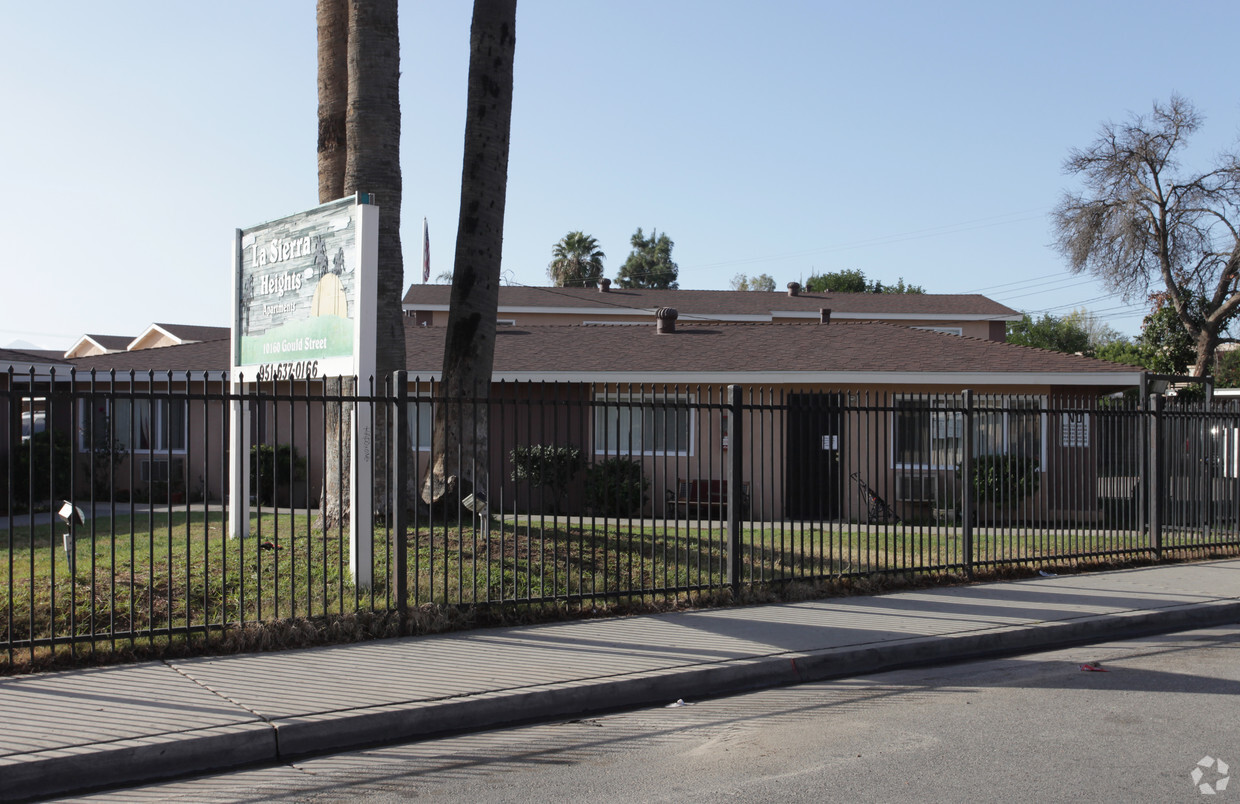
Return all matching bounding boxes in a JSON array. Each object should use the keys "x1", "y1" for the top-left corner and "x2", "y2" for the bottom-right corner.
[
  {"x1": 894, "y1": 397, "x2": 962, "y2": 469},
  {"x1": 594, "y1": 395, "x2": 693, "y2": 456},
  {"x1": 80, "y1": 398, "x2": 187, "y2": 453},
  {"x1": 407, "y1": 399, "x2": 434, "y2": 451},
  {"x1": 21, "y1": 398, "x2": 47, "y2": 442},
  {"x1": 893, "y1": 395, "x2": 1044, "y2": 469},
  {"x1": 912, "y1": 326, "x2": 963, "y2": 336}
]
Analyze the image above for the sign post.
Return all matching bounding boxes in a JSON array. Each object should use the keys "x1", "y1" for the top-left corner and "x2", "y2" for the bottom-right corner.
[{"x1": 230, "y1": 195, "x2": 378, "y2": 586}]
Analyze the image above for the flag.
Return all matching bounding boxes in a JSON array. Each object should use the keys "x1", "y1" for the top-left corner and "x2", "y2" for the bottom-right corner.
[{"x1": 422, "y1": 218, "x2": 430, "y2": 283}]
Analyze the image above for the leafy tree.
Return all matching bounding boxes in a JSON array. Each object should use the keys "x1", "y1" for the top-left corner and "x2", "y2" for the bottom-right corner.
[
  {"x1": 730, "y1": 273, "x2": 777, "y2": 292},
  {"x1": 548, "y1": 231, "x2": 605, "y2": 287},
  {"x1": 616, "y1": 228, "x2": 678, "y2": 289},
  {"x1": 805, "y1": 268, "x2": 866, "y2": 293},
  {"x1": 1213, "y1": 349, "x2": 1240, "y2": 388},
  {"x1": 1053, "y1": 96, "x2": 1240, "y2": 377},
  {"x1": 804, "y1": 269, "x2": 924, "y2": 294},
  {"x1": 1006, "y1": 313, "x2": 1092, "y2": 355},
  {"x1": 1136, "y1": 299, "x2": 1198, "y2": 374},
  {"x1": 425, "y1": 0, "x2": 517, "y2": 508},
  {"x1": 86, "y1": 413, "x2": 128, "y2": 499},
  {"x1": 1062, "y1": 308, "x2": 1123, "y2": 353},
  {"x1": 1094, "y1": 338, "x2": 1146, "y2": 368}
]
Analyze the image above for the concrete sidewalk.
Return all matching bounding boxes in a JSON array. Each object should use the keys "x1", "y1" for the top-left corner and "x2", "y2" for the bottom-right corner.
[{"x1": 5, "y1": 560, "x2": 1240, "y2": 801}]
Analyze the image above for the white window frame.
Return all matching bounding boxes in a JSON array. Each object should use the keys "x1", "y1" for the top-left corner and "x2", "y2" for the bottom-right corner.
[
  {"x1": 891, "y1": 394, "x2": 1046, "y2": 470},
  {"x1": 20, "y1": 397, "x2": 47, "y2": 442},
  {"x1": 593, "y1": 393, "x2": 695, "y2": 457},
  {"x1": 912, "y1": 326, "x2": 963, "y2": 336},
  {"x1": 407, "y1": 397, "x2": 434, "y2": 451},
  {"x1": 78, "y1": 397, "x2": 188, "y2": 454}
]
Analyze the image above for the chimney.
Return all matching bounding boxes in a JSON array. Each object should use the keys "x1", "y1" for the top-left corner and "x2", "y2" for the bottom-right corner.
[
  {"x1": 787, "y1": 281, "x2": 801, "y2": 297},
  {"x1": 820, "y1": 308, "x2": 831, "y2": 324},
  {"x1": 599, "y1": 277, "x2": 611, "y2": 292},
  {"x1": 656, "y1": 306, "x2": 678, "y2": 334}
]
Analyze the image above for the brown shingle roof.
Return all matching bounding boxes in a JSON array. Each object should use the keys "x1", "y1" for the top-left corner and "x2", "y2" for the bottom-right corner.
[
  {"x1": 50, "y1": 323, "x2": 1140, "y2": 387},
  {"x1": 149, "y1": 324, "x2": 231, "y2": 343},
  {"x1": 68, "y1": 338, "x2": 230, "y2": 374},
  {"x1": 0, "y1": 347, "x2": 71, "y2": 366},
  {"x1": 404, "y1": 321, "x2": 1139, "y2": 385},
  {"x1": 403, "y1": 285, "x2": 1020, "y2": 319},
  {"x1": 82, "y1": 334, "x2": 135, "y2": 351}
]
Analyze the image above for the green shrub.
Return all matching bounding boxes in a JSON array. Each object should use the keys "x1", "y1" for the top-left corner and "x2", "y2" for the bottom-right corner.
[
  {"x1": 584, "y1": 458, "x2": 648, "y2": 517},
  {"x1": 510, "y1": 444, "x2": 583, "y2": 514},
  {"x1": 250, "y1": 444, "x2": 307, "y2": 506},
  {"x1": 962, "y1": 454, "x2": 1041, "y2": 503},
  {"x1": 13, "y1": 429, "x2": 74, "y2": 510}
]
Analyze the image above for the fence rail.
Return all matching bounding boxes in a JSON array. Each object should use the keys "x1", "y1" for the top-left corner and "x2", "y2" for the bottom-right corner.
[{"x1": 4, "y1": 368, "x2": 1240, "y2": 666}]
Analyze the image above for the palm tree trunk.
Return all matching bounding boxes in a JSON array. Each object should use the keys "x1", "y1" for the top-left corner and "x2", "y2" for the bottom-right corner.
[
  {"x1": 316, "y1": 0, "x2": 349, "y2": 530},
  {"x1": 423, "y1": 0, "x2": 517, "y2": 507},
  {"x1": 317, "y1": 0, "x2": 405, "y2": 529},
  {"x1": 316, "y1": 0, "x2": 348, "y2": 202}
]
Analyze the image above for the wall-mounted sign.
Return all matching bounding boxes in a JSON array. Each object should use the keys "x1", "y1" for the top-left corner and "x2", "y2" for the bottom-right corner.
[
  {"x1": 1061, "y1": 411, "x2": 1090, "y2": 448},
  {"x1": 232, "y1": 195, "x2": 377, "y2": 380}
]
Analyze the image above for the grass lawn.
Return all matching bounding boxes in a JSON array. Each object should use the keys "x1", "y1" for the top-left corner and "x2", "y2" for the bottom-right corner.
[{"x1": 2, "y1": 511, "x2": 1233, "y2": 666}]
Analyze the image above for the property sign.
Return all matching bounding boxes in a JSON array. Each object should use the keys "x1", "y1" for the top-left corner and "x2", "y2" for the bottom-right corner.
[
  {"x1": 232, "y1": 195, "x2": 377, "y2": 380},
  {"x1": 228, "y1": 195, "x2": 378, "y2": 586}
]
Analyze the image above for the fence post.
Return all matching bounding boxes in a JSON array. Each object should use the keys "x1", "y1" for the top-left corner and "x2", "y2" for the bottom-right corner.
[
  {"x1": 961, "y1": 390, "x2": 974, "y2": 579},
  {"x1": 393, "y1": 371, "x2": 409, "y2": 617},
  {"x1": 727, "y1": 384, "x2": 744, "y2": 593},
  {"x1": 1149, "y1": 394, "x2": 1163, "y2": 559}
]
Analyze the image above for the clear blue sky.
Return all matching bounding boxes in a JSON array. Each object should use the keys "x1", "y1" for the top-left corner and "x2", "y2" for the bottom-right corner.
[{"x1": 4, "y1": 1, "x2": 1239, "y2": 350}]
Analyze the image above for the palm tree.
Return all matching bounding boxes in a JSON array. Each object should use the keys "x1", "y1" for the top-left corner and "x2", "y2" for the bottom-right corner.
[
  {"x1": 423, "y1": 0, "x2": 517, "y2": 508},
  {"x1": 315, "y1": 0, "x2": 404, "y2": 529},
  {"x1": 548, "y1": 231, "x2": 605, "y2": 287}
]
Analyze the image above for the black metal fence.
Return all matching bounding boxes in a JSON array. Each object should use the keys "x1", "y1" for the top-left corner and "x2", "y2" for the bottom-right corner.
[{"x1": 4, "y1": 368, "x2": 1239, "y2": 665}]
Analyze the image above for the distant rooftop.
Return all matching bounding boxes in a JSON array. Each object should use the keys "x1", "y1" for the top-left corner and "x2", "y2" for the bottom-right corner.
[{"x1": 402, "y1": 285, "x2": 1021, "y2": 321}]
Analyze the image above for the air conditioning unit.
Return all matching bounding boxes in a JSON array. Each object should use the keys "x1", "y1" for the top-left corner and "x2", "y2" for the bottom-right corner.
[{"x1": 896, "y1": 473, "x2": 935, "y2": 502}]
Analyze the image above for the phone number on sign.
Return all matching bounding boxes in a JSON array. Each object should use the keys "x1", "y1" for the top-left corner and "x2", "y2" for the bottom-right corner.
[{"x1": 254, "y1": 360, "x2": 320, "y2": 382}]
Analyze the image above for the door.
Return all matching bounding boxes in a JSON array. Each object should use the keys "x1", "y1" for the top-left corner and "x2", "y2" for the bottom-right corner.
[{"x1": 785, "y1": 393, "x2": 843, "y2": 520}]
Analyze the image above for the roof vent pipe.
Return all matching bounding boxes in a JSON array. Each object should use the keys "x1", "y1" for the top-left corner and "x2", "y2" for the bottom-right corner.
[
  {"x1": 656, "y1": 307, "x2": 678, "y2": 334},
  {"x1": 820, "y1": 308, "x2": 831, "y2": 324},
  {"x1": 787, "y1": 282, "x2": 801, "y2": 297},
  {"x1": 599, "y1": 277, "x2": 611, "y2": 292}
]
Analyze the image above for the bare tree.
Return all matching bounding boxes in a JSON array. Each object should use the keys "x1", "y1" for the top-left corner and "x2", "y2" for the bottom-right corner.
[
  {"x1": 423, "y1": 0, "x2": 517, "y2": 507},
  {"x1": 1053, "y1": 95, "x2": 1240, "y2": 376}
]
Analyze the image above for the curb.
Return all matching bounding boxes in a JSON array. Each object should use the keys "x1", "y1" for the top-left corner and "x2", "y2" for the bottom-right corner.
[{"x1": 6, "y1": 599, "x2": 1240, "y2": 801}]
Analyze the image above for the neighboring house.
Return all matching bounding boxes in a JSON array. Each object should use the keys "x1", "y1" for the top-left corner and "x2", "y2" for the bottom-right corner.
[
  {"x1": 402, "y1": 284, "x2": 1022, "y2": 341},
  {"x1": 63, "y1": 323, "x2": 229, "y2": 359},
  {"x1": 126, "y1": 323, "x2": 230, "y2": 352},
  {"x1": 64, "y1": 334, "x2": 135, "y2": 358}
]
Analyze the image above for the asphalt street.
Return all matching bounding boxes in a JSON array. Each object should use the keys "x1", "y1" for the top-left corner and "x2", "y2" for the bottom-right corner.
[{"x1": 62, "y1": 623, "x2": 1240, "y2": 803}]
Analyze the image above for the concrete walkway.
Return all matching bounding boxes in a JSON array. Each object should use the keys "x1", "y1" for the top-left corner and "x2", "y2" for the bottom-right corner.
[{"x1": 4, "y1": 559, "x2": 1240, "y2": 801}]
